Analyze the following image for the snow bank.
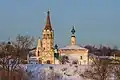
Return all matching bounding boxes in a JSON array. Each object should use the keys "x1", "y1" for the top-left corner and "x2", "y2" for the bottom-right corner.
[{"x1": 21, "y1": 64, "x2": 88, "y2": 80}]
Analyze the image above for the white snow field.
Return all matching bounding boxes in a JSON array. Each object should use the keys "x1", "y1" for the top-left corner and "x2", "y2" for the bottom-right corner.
[{"x1": 21, "y1": 64, "x2": 88, "y2": 80}]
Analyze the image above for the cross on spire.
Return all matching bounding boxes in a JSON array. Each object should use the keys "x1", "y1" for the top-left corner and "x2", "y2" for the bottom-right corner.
[{"x1": 71, "y1": 26, "x2": 75, "y2": 34}]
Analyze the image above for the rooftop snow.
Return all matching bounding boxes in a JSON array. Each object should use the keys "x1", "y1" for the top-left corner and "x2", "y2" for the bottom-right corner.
[{"x1": 60, "y1": 44, "x2": 87, "y2": 50}]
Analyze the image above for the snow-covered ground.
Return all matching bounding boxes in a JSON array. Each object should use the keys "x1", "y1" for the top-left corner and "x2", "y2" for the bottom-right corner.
[
  {"x1": 20, "y1": 64, "x2": 117, "y2": 80},
  {"x1": 22, "y1": 64, "x2": 88, "y2": 80}
]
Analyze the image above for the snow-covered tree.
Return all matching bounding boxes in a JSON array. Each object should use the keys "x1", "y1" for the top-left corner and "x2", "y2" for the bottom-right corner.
[{"x1": 82, "y1": 57, "x2": 112, "y2": 80}]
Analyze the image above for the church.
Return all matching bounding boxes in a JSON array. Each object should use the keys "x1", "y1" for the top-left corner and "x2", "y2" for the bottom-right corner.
[
  {"x1": 28, "y1": 11, "x2": 89, "y2": 65},
  {"x1": 59, "y1": 26, "x2": 88, "y2": 65}
]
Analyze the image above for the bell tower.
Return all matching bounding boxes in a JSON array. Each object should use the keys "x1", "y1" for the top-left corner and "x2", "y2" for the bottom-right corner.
[
  {"x1": 41, "y1": 10, "x2": 54, "y2": 64},
  {"x1": 42, "y1": 10, "x2": 54, "y2": 51}
]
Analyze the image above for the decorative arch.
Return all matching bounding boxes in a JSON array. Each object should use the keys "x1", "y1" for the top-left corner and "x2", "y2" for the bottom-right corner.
[{"x1": 46, "y1": 60, "x2": 51, "y2": 64}]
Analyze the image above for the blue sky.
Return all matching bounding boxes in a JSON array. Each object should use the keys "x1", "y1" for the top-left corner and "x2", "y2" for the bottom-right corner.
[{"x1": 0, "y1": 0, "x2": 120, "y2": 48}]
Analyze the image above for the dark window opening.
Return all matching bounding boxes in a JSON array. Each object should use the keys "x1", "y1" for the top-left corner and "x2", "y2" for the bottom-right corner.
[
  {"x1": 72, "y1": 60, "x2": 78, "y2": 64},
  {"x1": 47, "y1": 34, "x2": 49, "y2": 38},
  {"x1": 38, "y1": 51, "x2": 40, "y2": 56},
  {"x1": 39, "y1": 60, "x2": 42, "y2": 64},
  {"x1": 47, "y1": 60, "x2": 51, "y2": 64},
  {"x1": 49, "y1": 66, "x2": 53, "y2": 70},
  {"x1": 80, "y1": 56, "x2": 82, "y2": 59}
]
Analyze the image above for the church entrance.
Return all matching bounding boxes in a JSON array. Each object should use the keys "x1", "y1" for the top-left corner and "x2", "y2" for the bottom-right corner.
[{"x1": 46, "y1": 60, "x2": 51, "y2": 64}]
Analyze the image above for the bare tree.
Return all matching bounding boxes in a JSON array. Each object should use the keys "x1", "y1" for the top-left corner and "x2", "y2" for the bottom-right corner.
[
  {"x1": 0, "y1": 41, "x2": 19, "y2": 80},
  {"x1": 47, "y1": 66, "x2": 63, "y2": 80},
  {"x1": 113, "y1": 65, "x2": 120, "y2": 80},
  {"x1": 85, "y1": 44, "x2": 113, "y2": 56},
  {"x1": 84, "y1": 45, "x2": 96, "y2": 53},
  {"x1": 0, "y1": 34, "x2": 34, "y2": 80},
  {"x1": 15, "y1": 34, "x2": 34, "y2": 49},
  {"x1": 14, "y1": 34, "x2": 35, "y2": 63},
  {"x1": 72, "y1": 60, "x2": 79, "y2": 64},
  {"x1": 59, "y1": 55, "x2": 69, "y2": 64},
  {"x1": 39, "y1": 69, "x2": 46, "y2": 80},
  {"x1": 16, "y1": 66, "x2": 31, "y2": 80},
  {"x1": 82, "y1": 56, "x2": 112, "y2": 80},
  {"x1": 112, "y1": 59, "x2": 120, "y2": 80}
]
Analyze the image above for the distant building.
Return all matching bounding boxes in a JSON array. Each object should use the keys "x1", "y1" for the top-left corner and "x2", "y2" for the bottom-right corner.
[{"x1": 28, "y1": 11, "x2": 88, "y2": 65}]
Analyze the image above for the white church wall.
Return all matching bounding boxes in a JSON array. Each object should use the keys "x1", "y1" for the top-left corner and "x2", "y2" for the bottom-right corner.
[{"x1": 66, "y1": 53, "x2": 88, "y2": 65}]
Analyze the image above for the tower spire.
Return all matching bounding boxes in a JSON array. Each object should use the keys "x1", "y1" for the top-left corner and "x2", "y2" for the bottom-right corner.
[{"x1": 44, "y1": 10, "x2": 52, "y2": 30}]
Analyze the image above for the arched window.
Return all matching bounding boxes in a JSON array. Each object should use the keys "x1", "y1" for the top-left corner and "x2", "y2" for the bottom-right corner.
[
  {"x1": 46, "y1": 60, "x2": 51, "y2": 64},
  {"x1": 43, "y1": 34, "x2": 46, "y2": 38},
  {"x1": 47, "y1": 34, "x2": 49, "y2": 38}
]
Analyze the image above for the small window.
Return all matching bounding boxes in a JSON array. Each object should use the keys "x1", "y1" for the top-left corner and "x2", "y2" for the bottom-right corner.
[
  {"x1": 47, "y1": 60, "x2": 51, "y2": 64},
  {"x1": 80, "y1": 56, "x2": 82, "y2": 59},
  {"x1": 38, "y1": 51, "x2": 39, "y2": 53},
  {"x1": 47, "y1": 34, "x2": 49, "y2": 36},
  {"x1": 43, "y1": 34, "x2": 46, "y2": 38},
  {"x1": 38, "y1": 51, "x2": 40, "y2": 56}
]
